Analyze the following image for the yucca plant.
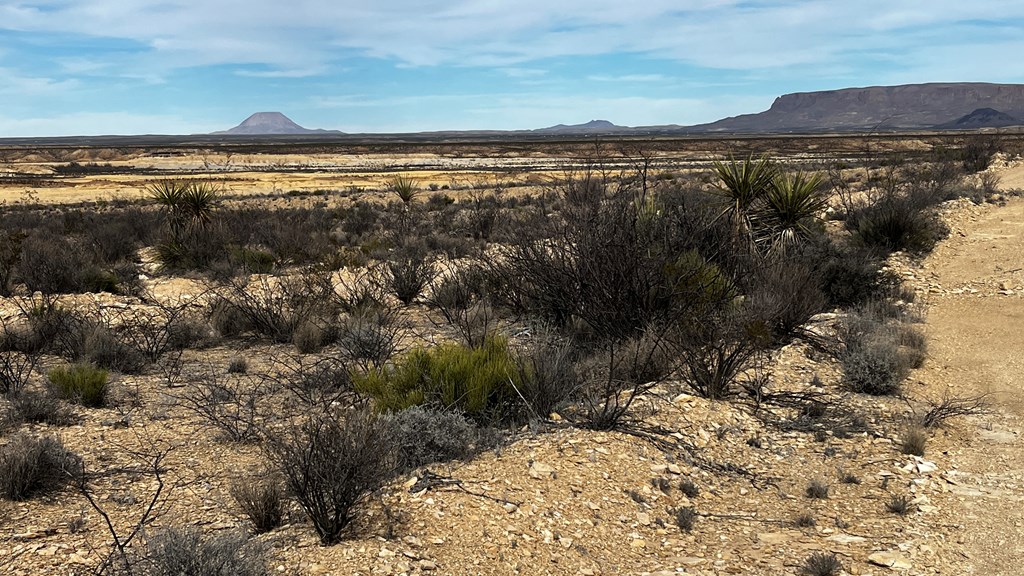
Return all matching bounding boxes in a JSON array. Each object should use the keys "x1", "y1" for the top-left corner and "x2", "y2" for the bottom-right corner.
[
  {"x1": 388, "y1": 176, "x2": 420, "y2": 205},
  {"x1": 712, "y1": 154, "x2": 777, "y2": 223},
  {"x1": 760, "y1": 171, "x2": 828, "y2": 255},
  {"x1": 149, "y1": 180, "x2": 221, "y2": 241}
]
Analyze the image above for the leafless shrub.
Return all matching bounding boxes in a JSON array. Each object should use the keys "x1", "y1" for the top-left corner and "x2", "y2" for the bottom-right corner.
[
  {"x1": 268, "y1": 355, "x2": 360, "y2": 412},
  {"x1": 919, "y1": 392, "x2": 989, "y2": 428},
  {"x1": 264, "y1": 410, "x2": 396, "y2": 544},
  {"x1": 337, "y1": 307, "x2": 404, "y2": 371},
  {"x1": 385, "y1": 243, "x2": 436, "y2": 305},
  {"x1": 174, "y1": 370, "x2": 272, "y2": 443},
  {"x1": 514, "y1": 327, "x2": 578, "y2": 419},
  {"x1": 805, "y1": 479, "x2": 829, "y2": 499}
]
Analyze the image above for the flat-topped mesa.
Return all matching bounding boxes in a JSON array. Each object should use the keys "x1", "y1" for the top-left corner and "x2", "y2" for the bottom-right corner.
[{"x1": 693, "y1": 83, "x2": 1024, "y2": 132}]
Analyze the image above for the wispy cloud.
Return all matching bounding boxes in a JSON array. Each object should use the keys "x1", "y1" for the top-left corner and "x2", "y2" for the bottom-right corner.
[{"x1": 2, "y1": 1, "x2": 1024, "y2": 134}]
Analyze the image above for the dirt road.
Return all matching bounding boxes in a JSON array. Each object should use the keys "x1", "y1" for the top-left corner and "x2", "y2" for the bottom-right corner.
[{"x1": 920, "y1": 192, "x2": 1024, "y2": 574}]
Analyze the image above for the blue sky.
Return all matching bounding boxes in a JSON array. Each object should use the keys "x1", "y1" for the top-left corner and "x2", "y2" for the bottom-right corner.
[{"x1": 1, "y1": 1, "x2": 1023, "y2": 136}]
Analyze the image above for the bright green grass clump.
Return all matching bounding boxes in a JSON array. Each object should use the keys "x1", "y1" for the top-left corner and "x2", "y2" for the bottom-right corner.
[
  {"x1": 47, "y1": 363, "x2": 109, "y2": 408},
  {"x1": 354, "y1": 336, "x2": 521, "y2": 423}
]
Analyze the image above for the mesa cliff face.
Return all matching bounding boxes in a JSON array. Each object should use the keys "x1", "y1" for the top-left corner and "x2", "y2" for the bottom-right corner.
[{"x1": 694, "y1": 83, "x2": 1024, "y2": 132}]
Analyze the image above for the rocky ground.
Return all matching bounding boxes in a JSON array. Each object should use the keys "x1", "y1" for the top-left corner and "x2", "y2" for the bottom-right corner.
[{"x1": 2, "y1": 164, "x2": 1024, "y2": 576}]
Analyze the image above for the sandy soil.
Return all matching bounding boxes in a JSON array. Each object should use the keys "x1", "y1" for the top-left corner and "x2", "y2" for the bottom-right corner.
[{"x1": 916, "y1": 189, "x2": 1024, "y2": 575}]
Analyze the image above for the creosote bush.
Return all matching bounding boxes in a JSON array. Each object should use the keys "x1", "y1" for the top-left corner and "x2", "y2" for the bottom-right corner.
[
  {"x1": 354, "y1": 336, "x2": 522, "y2": 424},
  {"x1": 47, "y1": 363, "x2": 109, "y2": 408},
  {"x1": 674, "y1": 507, "x2": 697, "y2": 532},
  {"x1": 0, "y1": 433, "x2": 82, "y2": 500}
]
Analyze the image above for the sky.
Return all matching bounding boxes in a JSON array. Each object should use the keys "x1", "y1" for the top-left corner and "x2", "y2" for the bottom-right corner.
[{"x1": 1, "y1": 1, "x2": 1024, "y2": 136}]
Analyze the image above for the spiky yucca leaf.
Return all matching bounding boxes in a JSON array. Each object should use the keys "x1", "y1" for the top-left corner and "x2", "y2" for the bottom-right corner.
[
  {"x1": 712, "y1": 154, "x2": 778, "y2": 215},
  {"x1": 761, "y1": 171, "x2": 828, "y2": 255},
  {"x1": 388, "y1": 175, "x2": 420, "y2": 205}
]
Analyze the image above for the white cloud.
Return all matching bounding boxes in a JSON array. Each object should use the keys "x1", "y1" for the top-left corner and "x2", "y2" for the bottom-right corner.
[{"x1": 2, "y1": 0, "x2": 1022, "y2": 74}]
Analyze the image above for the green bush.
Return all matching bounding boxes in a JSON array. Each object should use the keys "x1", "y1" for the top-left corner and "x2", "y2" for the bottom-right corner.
[
  {"x1": 354, "y1": 336, "x2": 521, "y2": 423},
  {"x1": 47, "y1": 363, "x2": 109, "y2": 407}
]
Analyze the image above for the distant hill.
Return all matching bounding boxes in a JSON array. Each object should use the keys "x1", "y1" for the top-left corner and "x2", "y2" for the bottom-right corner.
[
  {"x1": 936, "y1": 107, "x2": 1021, "y2": 129},
  {"x1": 533, "y1": 120, "x2": 629, "y2": 135},
  {"x1": 213, "y1": 112, "x2": 342, "y2": 135},
  {"x1": 691, "y1": 83, "x2": 1024, "y2": 133}
]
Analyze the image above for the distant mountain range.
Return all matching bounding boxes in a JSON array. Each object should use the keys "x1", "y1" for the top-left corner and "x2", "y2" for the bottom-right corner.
[{"x1": 212, "y1": 83, "x2": 1024, "y2": 137}]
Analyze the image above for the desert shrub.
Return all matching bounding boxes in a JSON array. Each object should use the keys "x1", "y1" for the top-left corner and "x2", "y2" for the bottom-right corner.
[
  {"x1": 839, "y1": 308, "x2": 922, "y2": 396},
  {"x1": 886, "y1": 493, "x2": 914, "y2": 515},
  {"x1": 176, "y1": 372, "x2": 270, "y2": 443},
  {"x1": 961, "y1": 135, "x2": 1000, "y2": 173},
  {"x1": 674, "y1": 507, "x2": 697, "y2": 532},
  {"x1": 674, "y1": 309, "x2": 767, "y2": 400},
  {"x1": 337, "y1": 307, "x2": 403, "y2": 370},
  {"x1": 743, "y1": 257, "x2": 826, "y2": 342},
  {"x1": 209, "y1": 296, "x2": 252, "y2": 338},
  {"x1": 8, "y1": 389, "x2": 74, "y2": 426},
  {"x1": 679, "y1": 479, "x2": 700, "y2": 498},
  {"x1": 390, "y1": 406, "x2": 478, "y2": 472},
  {"x1": 292, "y1": 321, "x2": 326, "y2": 354},
  {"x1": 339, "y1": 201, "x2": 380, "y2": 240},
  {"x1": 82, "y1": 326, "x2": 149, "y2": 374},
  {"x1": 16, "y1": 233, "x2": 94, "y2": 294},
  {"x1": 0, "y1": 349, "x2": 38, "y2": 396},
  {"x1": 231, "y1": 477, "x2": 284, "y2": 534},
  {"x1": 354, "y1": 336, "x2": 521, "y2": 424},
  {"x1": 794, "y1": 512, "x2": 816, "y2": 528},
  {"x1": 805, "y1": 479, "x2": 829, "y2": 499},
  {"x1": 573, "y1": 330, "x2": 678, "y2": 430},
  {"x1": 227, "y1": 357, "x2": 249, "y2": 374},
  {"x1": 229, "y1": 246, "x2": 276, "y2": 274},
  {"x1": 217, "y1": 272, "x2": 337, "y2": 344},
  {"x1": 847, "y1": 195, "x2": 947, "y2": 254},
  {"x1": 900, "y1": 426, "x2": 928, "y2": 456},
  {"x1": 47, "y1": 363, "x2": 109, "y2": 407},
  {"x1": 514, "y1": 329, "x2": 578, "y2": 418},
  {"x1": 165, "y1": 315, "x2": 213, "y2": 351},
  {"x1": 0, "y1": 433, "x2": 82, "y2": 500},
  {"x1": 137, "y1": 527, "x2": 266, "y2": 576},
  {"x1": 0, "y1": 229, "x2": 25, "y2": 296},
  {"x1": 270, "y1": 356, "x2": 358, "y2": 411},
  {"x1": 385, "y1": 243, "x2": 436, "y2": 305},
  {"x1": 800, "y1": 552, "x2": 842, "y2": 576},
  {"x1": 265, "y1": 410, "x2": 395, "y2": 544},
  {"x1": 919, "y1": 393, "x2": 988, "y2": 428},
  {"x1": 807, "y1": 240, "x2": 892, "y2": 308}
]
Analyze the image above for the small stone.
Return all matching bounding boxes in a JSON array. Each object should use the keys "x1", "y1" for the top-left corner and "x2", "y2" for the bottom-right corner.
[
  {"x1": 868, "y1": 551, "x2": 912, "y2": 570},
  {"x1": 630, "y1": 539, "x2": 647, "y2": 549},
  {"x1": 419, "y1": 560, "x2": 438, "y2": 570},
  {"x1": 504, "y1": 503, "x2": 519, "y2": 514},
  {"x1": 529, "y1": 462, "x2": 556, "y2": 480},
  {"x1": 636, "y1": 512, "x2": 651, "y2": 525}
]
